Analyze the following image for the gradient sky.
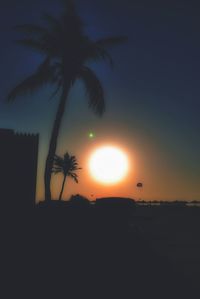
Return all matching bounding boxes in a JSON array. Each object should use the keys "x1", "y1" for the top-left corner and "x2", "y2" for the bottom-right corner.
[{"x1": 0, "y1": 0, "x2": 200, "y2": 201}]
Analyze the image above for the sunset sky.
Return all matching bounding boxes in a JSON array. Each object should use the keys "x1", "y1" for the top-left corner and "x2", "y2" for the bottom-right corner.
[{"x1": 0, "y1": 0, "x2": 200, "y2": 201}]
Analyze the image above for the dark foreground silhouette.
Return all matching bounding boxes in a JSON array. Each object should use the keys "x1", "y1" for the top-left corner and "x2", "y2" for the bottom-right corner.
[
  {"x1": 7, "y1": 1, "x2": 126, "y2": 203},
  {"x1": 2, "y1": 196, "x2": 199, "y2": 299}
]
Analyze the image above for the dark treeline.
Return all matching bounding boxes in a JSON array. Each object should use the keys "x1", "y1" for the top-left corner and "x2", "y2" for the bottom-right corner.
[{"x1": 2, "y1": 195, "x2": 199, "y2": 299}]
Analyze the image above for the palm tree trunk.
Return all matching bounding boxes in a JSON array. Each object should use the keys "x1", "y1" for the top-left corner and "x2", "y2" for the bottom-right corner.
[
  {"x1": 44, "y1": 82, "x2": 71, "y2": 202},
  {"x1": 59, "y1": 175, "x2": 67, "y2": 201}
]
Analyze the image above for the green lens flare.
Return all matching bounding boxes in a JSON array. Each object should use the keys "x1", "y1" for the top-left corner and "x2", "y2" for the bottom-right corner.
[{"x1": 89, "y1": 132, "x2": 95, "y2": 139}]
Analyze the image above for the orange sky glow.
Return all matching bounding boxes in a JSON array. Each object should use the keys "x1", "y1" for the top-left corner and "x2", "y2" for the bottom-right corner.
[{"x1": 36, "y1": 130, "x2": 200, "y2": 202}]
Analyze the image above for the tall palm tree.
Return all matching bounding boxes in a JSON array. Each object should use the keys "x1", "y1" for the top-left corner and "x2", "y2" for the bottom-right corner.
[
  {"x1": 7, "y1": 0, "x2": 126, "y2": 202},
  {"x1": 52, "y1": 152, "x2": 81, "y2": 201}
]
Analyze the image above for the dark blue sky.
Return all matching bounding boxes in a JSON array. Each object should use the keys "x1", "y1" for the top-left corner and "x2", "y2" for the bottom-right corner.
[{"x1": 0, "y1": 0, "x2": 199, "y2": 200}]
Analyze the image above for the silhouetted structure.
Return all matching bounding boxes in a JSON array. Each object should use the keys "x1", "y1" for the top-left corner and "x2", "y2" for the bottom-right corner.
[
  {"x1": 69, "y1": 194, "x2": 90, "y2": 206},
  {"x1": 0, "y1": 128, "x2": 39, "y2": 209}
]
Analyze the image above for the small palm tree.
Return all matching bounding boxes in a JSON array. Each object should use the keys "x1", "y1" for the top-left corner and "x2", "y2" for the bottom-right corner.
[
  {"x1": 52, "y1": 152, "x2": 81, "y2": 201},
  {"x1": 7, "y1": 0, "x2": 126, "y2": 202}
]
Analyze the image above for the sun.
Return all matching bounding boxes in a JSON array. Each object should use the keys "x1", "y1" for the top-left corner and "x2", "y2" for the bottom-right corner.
[{"x1": 89, "y1": 146, "x2": 129, "y2": 185}]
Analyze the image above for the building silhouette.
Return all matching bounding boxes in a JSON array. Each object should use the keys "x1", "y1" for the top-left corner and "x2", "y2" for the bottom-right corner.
[{"x1": 0, "y1": 128, "x2": 39, "y2": 209}]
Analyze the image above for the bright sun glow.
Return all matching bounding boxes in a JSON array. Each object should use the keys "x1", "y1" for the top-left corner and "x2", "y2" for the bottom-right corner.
[{"x1": 89, "y1": 146, "x2": 129, "y2": 185}]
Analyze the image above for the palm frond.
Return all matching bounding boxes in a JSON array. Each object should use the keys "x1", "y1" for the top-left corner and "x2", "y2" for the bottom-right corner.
[
  {"x1": 15, "y1": 38, "x2": 48, "y2": 53},
  {"x1": 52, "y1": 166, "x2": 63, "y2": 171},
  {"x1": 84, "y1": 44, "x2": 114, "y2": 68},
  {"x1": 54, "y1": 155, "x2": 64, "y2": 167},
  {"x1": 7, "y1": 58, "x2": 57, "y2": 101},
  {"x1": 15, "y1": 24, "x2": 48, "y2": 36},
  {"x1": 79, "y1": 66, "x2": 105, "y2": 116},
  {"x1": 52, "y1": 169, "x2": 62, "y2": 174},
  {"x1": 68, "y1": 172, "x2": 79, "y2": 183},
  {"x1": 63, "y1": 152, "x2": 70, "y2": 160},
  {"x1": 93, "y1": 48, "x2": 114, "y2": 68},
  {"x1": 42, "y1": 13, "x2": 61, "y2": 30},
  {"x1": 84, "y1": 36, "x2": 127, "y2": 67}
]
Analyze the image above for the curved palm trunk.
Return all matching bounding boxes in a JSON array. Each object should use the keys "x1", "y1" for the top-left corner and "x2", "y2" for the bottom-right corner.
[
  {"x1": 59, "y1": 175, "x2": 67, "y2": 201},
  {"x1": 44, "y1": 82, "x2": 71, "y2": 202}
]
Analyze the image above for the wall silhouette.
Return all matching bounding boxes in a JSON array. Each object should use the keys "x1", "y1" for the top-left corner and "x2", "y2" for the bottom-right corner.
[{"x1": 0, "y1": 128, "x2": 39, "y2": 209}]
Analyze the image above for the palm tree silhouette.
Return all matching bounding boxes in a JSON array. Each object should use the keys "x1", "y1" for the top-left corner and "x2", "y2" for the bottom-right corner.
[
  {"x1": 7, "y1": 0, "x2": 126, "y2": 202},
  {"x1": 52, "y1": 152, "x2": 81, "y2": 201}
]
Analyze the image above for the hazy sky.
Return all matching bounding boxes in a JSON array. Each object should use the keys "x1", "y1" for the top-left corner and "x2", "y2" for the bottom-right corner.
[{"x1": 0, "y1": 0, "x2": 200, "y2": 201}]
